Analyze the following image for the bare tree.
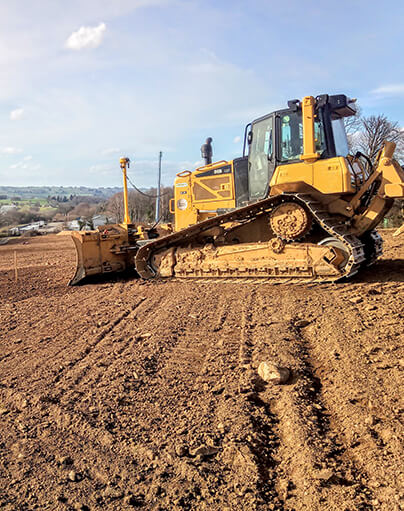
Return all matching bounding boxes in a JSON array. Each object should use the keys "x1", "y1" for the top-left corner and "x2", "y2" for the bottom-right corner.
[
  {"x1": 344, "y1": 105, "x2": 362, "y2": 153},
  {"x1": 354, "y1": 114, "x2": 404, "y2": 163},
  {"x1": 106, "y1": 193, "x2": 125, "y2": 223},
  {"x1": 348, "y1": 113, "x2": 404, "y2": 221},
  {"x1": 105, "y1": 186, "x2": 174, "y2": 224}
]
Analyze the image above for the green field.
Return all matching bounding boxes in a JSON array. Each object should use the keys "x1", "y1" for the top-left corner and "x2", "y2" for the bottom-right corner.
[{"x1": 0, "y1": 198, "x2": 49, "y2": 206}]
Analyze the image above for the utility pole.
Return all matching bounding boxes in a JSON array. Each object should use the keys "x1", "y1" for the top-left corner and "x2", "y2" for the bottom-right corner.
[{"x1": 155, "y1": 151, "x2": 162, "y2": 223}]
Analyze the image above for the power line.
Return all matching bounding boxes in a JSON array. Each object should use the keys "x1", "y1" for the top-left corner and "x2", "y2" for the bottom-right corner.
[{"x1": 126, "y1": 172, "x2": 169, "y2": 199}]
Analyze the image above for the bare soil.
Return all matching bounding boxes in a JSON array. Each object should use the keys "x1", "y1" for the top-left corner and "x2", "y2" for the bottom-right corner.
[{"x1": 0, "y1": 232, "x2": 403, "y2": 510}]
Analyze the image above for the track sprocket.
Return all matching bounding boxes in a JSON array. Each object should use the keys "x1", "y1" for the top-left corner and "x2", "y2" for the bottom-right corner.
[{"x1": 269, "y1": 202, "x2": 312, "y2": 241}]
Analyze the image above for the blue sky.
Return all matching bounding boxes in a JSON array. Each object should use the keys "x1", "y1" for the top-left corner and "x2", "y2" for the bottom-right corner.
[{"x1": 1, "y1": 0, "x2": 404, "y2": 188}]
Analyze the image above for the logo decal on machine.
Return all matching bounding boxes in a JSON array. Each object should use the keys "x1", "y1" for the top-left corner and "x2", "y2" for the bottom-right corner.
[{"x1": 177, "y1": 199, "x2": 188, "y2": 210}]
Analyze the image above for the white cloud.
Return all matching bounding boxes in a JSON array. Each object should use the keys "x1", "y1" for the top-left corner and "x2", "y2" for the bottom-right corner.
[
  {"x1": 9, "y1": 159, "x2": 40, "y2": 171},
  {"x1": 65, "y1": 22, "x2": 106, "y2": 51},
  {"x1": 23, "y1": 155, "x2": 33, "y2": 161},
  {"x1": 10, "y1": 108, "x2": 24, "y2": 120},
  {"x1": 1, "y1": 146, "x2": 23, "y2": 154},
  {"x1": 101, "y1": 147, "x2": 121, "y2": 156},
  {"x1": 233, "y1": 135, "x2": 241, "y2": 144},
  {"x1": 89, "y1": 163, "x2": 115, "y2": 175},
  {"x1": 371, "y1": 84, "x2": 404, "y2": 96}
]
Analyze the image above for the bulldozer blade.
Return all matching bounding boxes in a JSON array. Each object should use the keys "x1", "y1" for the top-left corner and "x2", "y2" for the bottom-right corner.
[
  {"x1": 393, "y1": 223, "x2": 404, "y2": 237},
  {"x1": 69, "y1": 226, "x2": 134, "y2": 285}
]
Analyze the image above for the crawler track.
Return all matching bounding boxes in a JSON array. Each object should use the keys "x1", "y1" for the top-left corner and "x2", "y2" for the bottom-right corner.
[{"x1": 135, "y1": 193, "x2": 368, "y2": 283}]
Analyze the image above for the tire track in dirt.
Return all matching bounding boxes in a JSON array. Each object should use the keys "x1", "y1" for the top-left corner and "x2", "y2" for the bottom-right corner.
[
  {"x1": 77, "y1": 293, "x2": 182, "y2": 389},
  {"x1": 297, "y1": 289, "x2": 403, "y2": 510},
  {"x1": 287, "y1": 324, "x2": 374, "y2": 509},
  {"x1": 87, "y1": 283, "x2": 226, "y2": 508},
  {"x1": 51, "y1": 295, "x2": 150, "y2": 389},
  {"x1": 247, "y1": 288, "x2": 375, "y2": 510},
  {"x1": 79, "y1": 283, "x2": 254, "y2": 510},
  {"x1": 0, "y1": 285, "x2": 212, "y2": 510},
  {"x1": 234, "y1": 287, "x2": 293, "y2": 509},
  {"x1": 153, "y1": 286, "x2": 285, "y2": 510},
  {"x1": 0, "y1": 391, "x2": 139, "y2": 510},
  {"x1": 231, "y1": 287, "x2": 285, "y2": 510},
  {"x1": 50, "y1": 289, "x2": 192, "y2": 429},
  {"x1": 0, "y1": 289, "x2": 116, "y2": 364},
  {"x1": 133, "y1": 285, "x2": 252, "y2": 509},
  {"x1": 0, "y1": 284, "x2": 148, "y2": 388}
]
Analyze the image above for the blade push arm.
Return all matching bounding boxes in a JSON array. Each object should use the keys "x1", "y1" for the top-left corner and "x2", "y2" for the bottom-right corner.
[{"x1": 351, "y1": 142, "x2": 404, "y2": 234}]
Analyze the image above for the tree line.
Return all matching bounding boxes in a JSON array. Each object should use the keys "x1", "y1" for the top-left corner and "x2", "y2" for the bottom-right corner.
[
  {"x1": 0, "y1": 186, "x2": 175, "y2": 229},
  {"x1": 104, "y1": 186, "x2": 174, "y2": 224},
  {"x1": 345, "y1": 107, "x2": 404, "y2": 163}
]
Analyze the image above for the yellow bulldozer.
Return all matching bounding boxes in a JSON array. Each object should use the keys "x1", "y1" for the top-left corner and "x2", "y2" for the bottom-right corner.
[{"x1": 69, "y1": 94, "x2": 404, "y2": 285}]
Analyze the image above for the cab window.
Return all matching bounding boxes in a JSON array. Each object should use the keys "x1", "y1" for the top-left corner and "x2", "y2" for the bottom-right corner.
[
  {"x1": 248, "y1": 117, "x2": 273, "y2": 199},
  {"x1": 280, "y1": 112, "x2": 303, "y2": 161},
  {"x1": 280, "y1": 111, "x2": 326, "y2": 161}
]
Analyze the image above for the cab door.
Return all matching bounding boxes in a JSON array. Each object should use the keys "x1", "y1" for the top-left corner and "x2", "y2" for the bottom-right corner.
[{"x1": 248, "y1": 114, "x2": 276, "y2": 201}]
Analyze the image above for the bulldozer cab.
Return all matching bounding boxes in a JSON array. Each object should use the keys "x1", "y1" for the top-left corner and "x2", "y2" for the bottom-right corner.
[{"x1": 245, "y1": 94, "x2": 357, "y2": 201}]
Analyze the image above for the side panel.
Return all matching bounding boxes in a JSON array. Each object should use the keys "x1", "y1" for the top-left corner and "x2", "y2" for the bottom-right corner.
[
  {"x1": 270, "y1": 156, "x2": 355, "y2": 194},
  {"x1": 173, "y1": 161, "x2": 237, "y2": 231},
  {"x1": 192, "y1": 162, "x2": 235, "y2": 208},
  {"x1": 173, "y1": 174, "x2": 197, "y2": 231}
]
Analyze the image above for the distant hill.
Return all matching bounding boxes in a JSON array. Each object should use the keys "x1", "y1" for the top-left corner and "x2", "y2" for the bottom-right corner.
[{"x1": 0, "y1": 186, "x2": 121, "y2": 200}]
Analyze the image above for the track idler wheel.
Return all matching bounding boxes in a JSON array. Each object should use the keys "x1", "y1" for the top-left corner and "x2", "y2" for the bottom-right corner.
[
  {"x1": 269, "y1": 202, "x2": 312, "y2": 241},
  {"x1": 318, "y1": 237, "x2": 349, "y2": 270}
]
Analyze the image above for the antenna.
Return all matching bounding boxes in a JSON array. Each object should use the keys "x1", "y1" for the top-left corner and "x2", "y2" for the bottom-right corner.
[
  {"x1": 119, "y1": 157, "x2": 131, "y2": 225},
  {"x1": 155, "y1": 151, "x2": 162, "y2": 223}
]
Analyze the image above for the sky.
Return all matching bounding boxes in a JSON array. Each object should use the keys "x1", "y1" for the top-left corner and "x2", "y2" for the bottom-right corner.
[{"x1": 1, "y1": 0, "x2": 404, "y2": 188}]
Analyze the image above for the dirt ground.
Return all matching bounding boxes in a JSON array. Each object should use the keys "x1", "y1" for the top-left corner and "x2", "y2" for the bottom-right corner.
[{"x1": 0, "y1": 232, "x2": 403, "y2": 511}]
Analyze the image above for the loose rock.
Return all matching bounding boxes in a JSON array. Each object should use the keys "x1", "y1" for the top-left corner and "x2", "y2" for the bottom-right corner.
[
  {"x1": 58, "y1": 456, "x2": 73, "y2": 467},
  {"x1": 139, "y1": 333, "x2": 152, "y2": 339},
  {"x1": 103, "y1": 487, "x2": 124, "y2": 499},
  {"x1": 365, "y1": 415, "x2": 375, "y2": 426},
  {"x1": 211, "y1": 384, "x2": 225, "y2": 395},
  {"x1": 175, "y1": 444, "x2": 188, "y2": 457},
  {"x1": 349, "y1": 296, "x2": 363, "y2": 304},
  {"x1": 315, "y1": 468, "x2": 335, "y2": 481},
  {"x1": 68, "y1": 470, "x2": 78, "y2": 482},
  {"x1": 258, "y1": 361, "x2": 290, "y2": 384},
  {"x1": 365, "y1": 305, "x2": 377, "y2": 311},
  {"x1": 294, "y1": 319, "x2": 310, "y2": 328},
  {"x1": 189, "y1": 445, "x2": 220, "y2": 457},
  {"x1": 73, "y1": 504, "x2": 89, "y2": 511}
]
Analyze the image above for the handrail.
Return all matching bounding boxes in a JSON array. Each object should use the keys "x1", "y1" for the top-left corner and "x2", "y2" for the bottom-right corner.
[
  {"x1": 176, "y1": 170, "x2": 192, "y2": 177},
  {"x1": 195, "y1": 160, "x2": 228, "y2": 172}
]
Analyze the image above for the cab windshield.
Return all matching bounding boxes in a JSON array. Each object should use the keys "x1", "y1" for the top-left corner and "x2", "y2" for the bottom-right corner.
[{"x1": 331, "y1": 118, "x2": 349, "y2": 156}]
